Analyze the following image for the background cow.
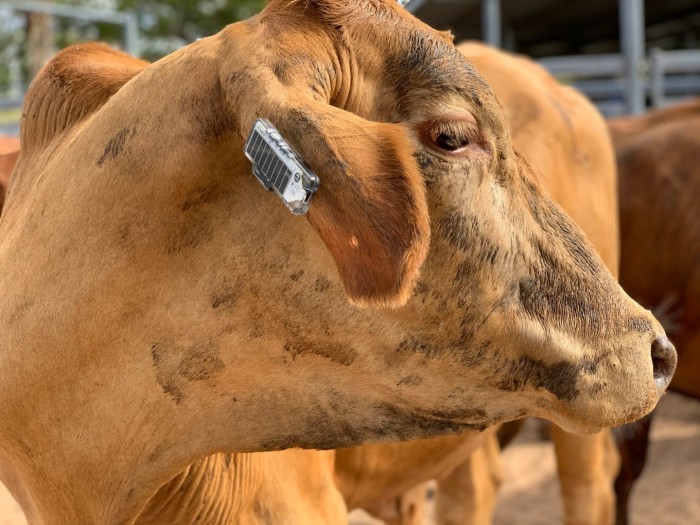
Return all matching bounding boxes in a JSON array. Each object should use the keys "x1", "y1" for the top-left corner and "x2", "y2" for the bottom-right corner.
[
  {"x1": 0, "y1": 137, "x2": 19, "y2": 210},
  {"x1": 608, "y1": 99, "x2": 700, "y2": 525}
]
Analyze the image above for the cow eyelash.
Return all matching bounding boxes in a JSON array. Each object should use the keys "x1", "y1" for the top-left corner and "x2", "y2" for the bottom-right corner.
[{"x1": 421, "y1": 119, "x2": 480, "y2": 155}]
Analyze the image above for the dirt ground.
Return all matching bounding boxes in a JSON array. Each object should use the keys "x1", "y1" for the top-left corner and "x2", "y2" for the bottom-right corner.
[{"x1": 1, "y1": 392, "x2": 697, "y2": 524}]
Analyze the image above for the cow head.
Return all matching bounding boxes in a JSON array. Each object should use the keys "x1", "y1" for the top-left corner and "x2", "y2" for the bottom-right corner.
[{"x1": 217, "y1": 0, "x2": 673, "y2": 434}]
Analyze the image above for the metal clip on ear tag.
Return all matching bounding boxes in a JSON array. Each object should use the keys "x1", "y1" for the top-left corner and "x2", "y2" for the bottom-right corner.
[{"x1": 244, "y1": 118, "x2": 320, "y2": 215}]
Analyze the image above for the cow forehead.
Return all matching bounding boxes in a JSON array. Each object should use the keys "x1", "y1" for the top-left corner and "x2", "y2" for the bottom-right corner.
[
  {"x1": 265, "y1": 1, "x2": 489, "y2": 106},
  {"x1": 388, "y1": 31, "x2": 486, "y2": 99}
]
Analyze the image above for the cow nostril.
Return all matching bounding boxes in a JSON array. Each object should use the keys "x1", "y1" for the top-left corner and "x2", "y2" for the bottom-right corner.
[{"x1": 651, "y1": 337, "x2": 677, "y2": 392}]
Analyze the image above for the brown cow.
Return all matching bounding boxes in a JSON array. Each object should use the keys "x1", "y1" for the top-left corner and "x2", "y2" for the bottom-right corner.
[
  {"x1": 0, "y1": 136, "x2": 19, "y2": 155},
  {"x1": 0, "y1": 1, "x2": 674, "y2": 523},
  {"x1": 0, "y1": 151, "x2": 19, "y2": 211},
  {"x1": 608, "y1": 98, "x2": 700, "y2": 525},
  {"x1": 0, "y1": 136, "x2": 20, "y2": 210},
  {"x1": 336, "y1": 41, "x2": 623, "y2": 525}
]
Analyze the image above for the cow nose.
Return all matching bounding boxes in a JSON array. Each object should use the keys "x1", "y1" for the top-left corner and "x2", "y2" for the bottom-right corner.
[{"x1": 651, "y1": 337, "x2": 677, "y2": 392}]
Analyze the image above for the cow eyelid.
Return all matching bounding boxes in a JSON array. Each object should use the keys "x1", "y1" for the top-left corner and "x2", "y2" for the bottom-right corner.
[{"x1": 419, "y1": 118, "x2": 480, "y2": 155}]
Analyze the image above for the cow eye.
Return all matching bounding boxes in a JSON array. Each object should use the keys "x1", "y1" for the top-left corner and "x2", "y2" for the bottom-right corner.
[
  {"x1": 421, "y1": 117, "x2": 479, "y2": 155},
  {"x1": 434, "y1": 131, "x2": 470, "y2": 151}
]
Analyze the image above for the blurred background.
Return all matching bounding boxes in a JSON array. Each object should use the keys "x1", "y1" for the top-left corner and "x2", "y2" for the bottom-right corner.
[
  {"x1": 2, "y1": 0, "x2": 700, "y2": 135},
  {"x1": 0, "y1": 0, "x2": 265, "y2": 135}
]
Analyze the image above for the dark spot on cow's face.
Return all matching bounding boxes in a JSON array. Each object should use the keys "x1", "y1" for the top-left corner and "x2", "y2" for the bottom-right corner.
[
  {"x1": 289, "y1": 270, "x2": 304, "y2": 282},
  {"x1": 211, "y1": 283, "x2": 239, "y2": 310},
  {"x1": 626, "y1": 316, "x2": 652, "y2": 334},
  {"x1": 253, "y1": 499, "x2": 276, "y2": 525},
  {"x1": 384, "y1": 29, "x2": 480, "y2": 120},
  {"x1": 518, "y1": 276, "x2": 537, "y2": 307},
  {"x1": 470, "y1": 89, "x2": 484, "y2": 108},
  {"x1": 314, "y1": 276, "x2": 331, "y2": 293},
  {"x1": 258, "y1": 392, "x2": 485, "y2": 451},
  {"x1": 118, "y1": 223, "x2": 130, "y2": 242},
  {"x1": 498, "y1": 356, "x2": 580, "y2": 402},
  {"x1": 7, "y1": 300, "x2": 34, "y2": 325},
  {"x1": 284, "y1": 339, "x2": 357, "y2": 367},
  {"x1": 582, "y1": 356, "x2": 601, "y2": 375},
  {"x1": 147, "y1": 444, "x2": 164, "y2": 463},
  {"x1": 397, "y1": 374, "x2": 423, "y2": 386},
  {"x1": 151, "y1": 344, "x2": 184, "y2": 404},
  {"x1": 151, "y1": 341, "x2": 226, "y2": 403},
  {"x1": 273, "y1": 61, "x2": 290, "y2": 85},
  {"x1": 455, "y1": 340, "x2": 490, "y2": 368},
  {"x1": 589, "y1": 382, "x2": 606, "y2": 397},
  {"x1": 177, "y1": 342, "x2": 224, "y2": 381},
  {"x1": 395, "y1": 337, "x2": 439, "y2": 359},
  {"x1": 414, "y1": 280, "x2": 429, "y2": 296},
  {"x1": 515, "y1": 188, "x2": 616, "y2": 336},
  {"x1": 97, "y1": 126, "x2": 137, "y2": 167},
  {"x1": 426, "y1": 405, "x2": 488, "y2": 421}
]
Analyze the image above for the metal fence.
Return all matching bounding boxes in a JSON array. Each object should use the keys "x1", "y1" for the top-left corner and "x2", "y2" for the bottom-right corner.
[
  {"x1": 538, "y1": 49, "x2": 700, "y2": 117},
  {"x1": 0, "y1": 1, "x2": 139, "y2": 136}
]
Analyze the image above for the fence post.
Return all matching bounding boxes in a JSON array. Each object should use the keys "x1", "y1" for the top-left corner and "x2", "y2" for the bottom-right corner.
[
  {"x1": 649, "y1": 47, "x2": 664, "y2": 108},
  {"x1": 619, "y1": 0, "x2": 645, "y2": 114},
  {"x1": 482, "y1": 0, "x2": 501, "y2": 48},
  {"x1": 122, "y1": 11, "x2": 139, "y2": 57}
]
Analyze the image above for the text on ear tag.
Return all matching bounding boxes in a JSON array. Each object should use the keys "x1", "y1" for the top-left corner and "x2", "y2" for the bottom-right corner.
[{"x1": 244, "y1": 118, "x2": 320, "y2": 216}]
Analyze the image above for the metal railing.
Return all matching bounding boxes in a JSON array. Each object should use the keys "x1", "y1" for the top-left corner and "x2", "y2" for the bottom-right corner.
[
  {"x1": 6, "y1": 0, "x2": 138, "y2": 56},
  {"x1": 539, "y1": 49, "x2": 700, "y2": 117},
  {"x1": 538, "y1": 54, "x2": 629, "y2": 116},
  {"x1": 0, "y1": 3, "x2": 140, "y2": 136},
  {"x1": 650, "y1": 48, "x2": 700, "y2": 108}
]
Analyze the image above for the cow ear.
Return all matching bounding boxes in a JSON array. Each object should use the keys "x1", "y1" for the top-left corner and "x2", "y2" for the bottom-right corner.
[{"x1": 262, "y1": 102, "x2": 430, "y2": 307}]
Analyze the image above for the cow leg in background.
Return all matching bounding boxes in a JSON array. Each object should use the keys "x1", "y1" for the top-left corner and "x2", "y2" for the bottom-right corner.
[
  {"x1": 613, "y1": 414, "x2": 654, "y2": 525},
  {"x1": 435, "y1": 432, "x2": 503, "y2": 525},
  {"x1": 551, "y1": 426, "x2": 620, "y2": 525},
  {"x1": 363, "y1": 483, "x2": 430, "y2": 525}
]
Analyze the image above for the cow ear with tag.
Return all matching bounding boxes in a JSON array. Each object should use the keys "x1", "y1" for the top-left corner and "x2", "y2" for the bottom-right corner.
[{"x1": 243, "y1": 100, "x2": 430, "y2": 308}]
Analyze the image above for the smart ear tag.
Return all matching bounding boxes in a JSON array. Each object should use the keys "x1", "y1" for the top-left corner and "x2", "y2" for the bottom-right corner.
[{"x1": 244, "y1": 118, "x2": 320, "y2": 215}]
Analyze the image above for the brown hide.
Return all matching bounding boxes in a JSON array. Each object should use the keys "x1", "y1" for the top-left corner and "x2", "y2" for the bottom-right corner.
[
  {"x1": 0, "y1": 2, "x2": 671, "y2": 523},
  {"x1": 610, "y1": 99, "x2": 700, "y2": 399},
  {"x1": 336, "y1": 41, "x2": 621, "y2": 525}
]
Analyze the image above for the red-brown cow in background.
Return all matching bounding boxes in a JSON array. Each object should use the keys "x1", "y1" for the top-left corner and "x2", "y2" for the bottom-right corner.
[
  {"x1": 0, "y1": 137, "x2": 19, "y2": 210},
  {"x1": 609, "y1": 98, "x2": 700, "y2": 525}
]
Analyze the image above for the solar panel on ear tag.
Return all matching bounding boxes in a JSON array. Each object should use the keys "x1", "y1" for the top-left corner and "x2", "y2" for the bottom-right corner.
[{"x1": 244, "y1": 118, "x2": 320, "y2": 215}]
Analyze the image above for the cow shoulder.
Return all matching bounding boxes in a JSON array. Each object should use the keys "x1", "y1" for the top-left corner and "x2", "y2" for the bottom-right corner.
[{"x1": 21, "y1": 42, "x2": 148, "y2": 156}]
